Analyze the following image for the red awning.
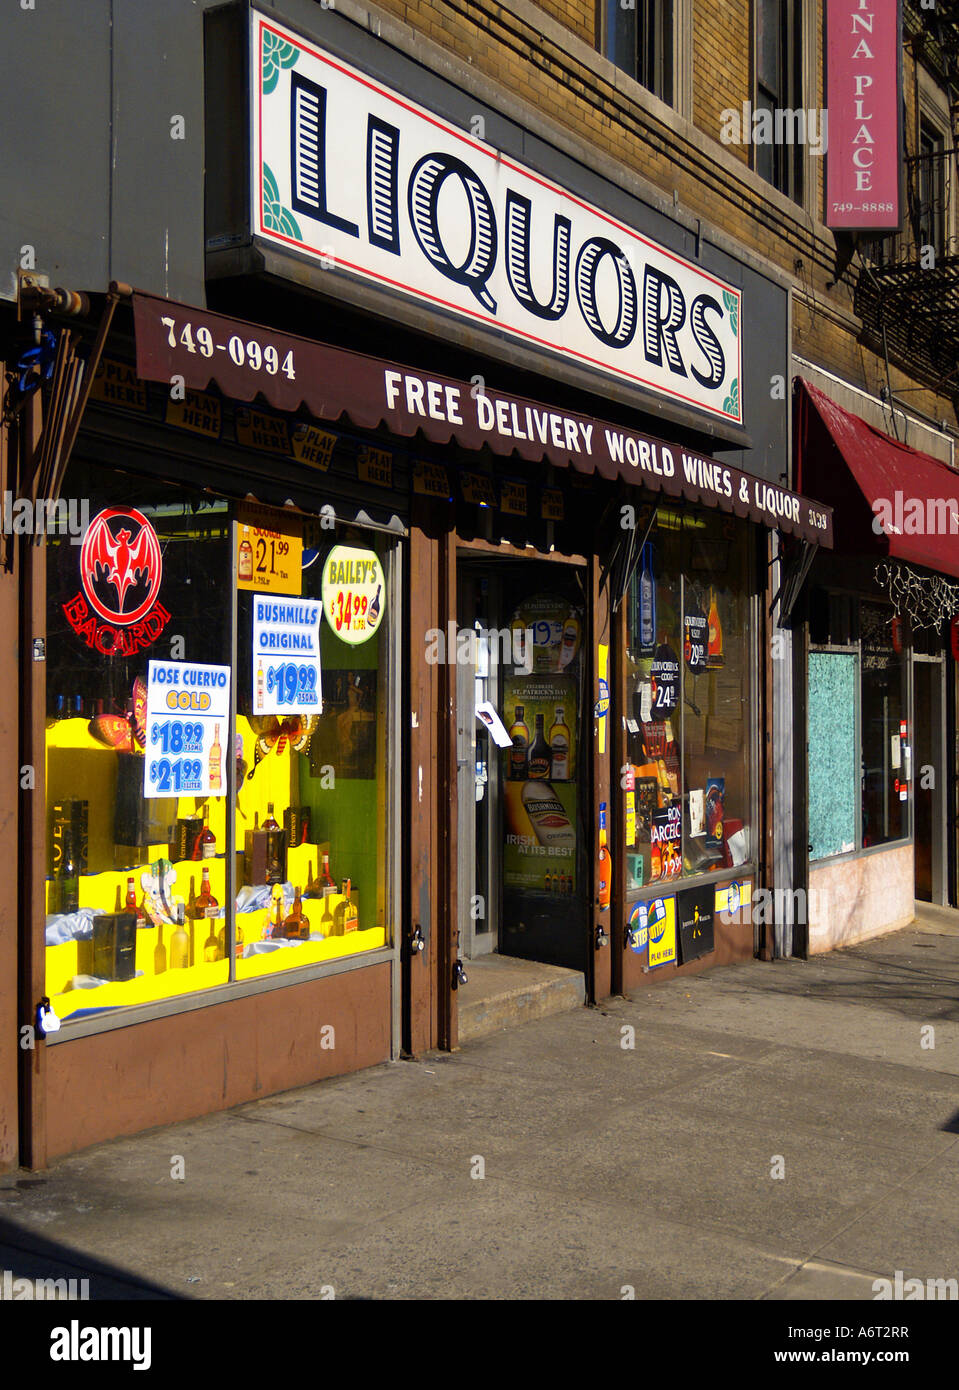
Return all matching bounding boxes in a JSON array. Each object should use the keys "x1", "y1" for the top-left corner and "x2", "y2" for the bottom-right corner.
[
  {"x1": 130, "y1": 291, "x2": 833, "y2": 546},
  {"x1": 797, "y1": 378, "x2": 959, "y2": 578}
]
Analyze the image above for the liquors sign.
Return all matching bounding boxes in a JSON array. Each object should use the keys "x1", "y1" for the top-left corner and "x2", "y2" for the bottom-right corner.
[{"x1": 252, "y1": 13, "x2": 743, "y2": 425}]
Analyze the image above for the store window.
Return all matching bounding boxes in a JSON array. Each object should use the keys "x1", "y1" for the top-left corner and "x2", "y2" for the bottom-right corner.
[
  {"x1": 44, "y1": 463, "x2": 395, "y2": 1025},
  {"x1": 624, "y1": 506, "x2": 754, "y2": 892},
  {"x1": 807, "y1": 594, "x2": 908, "y2": 860}
]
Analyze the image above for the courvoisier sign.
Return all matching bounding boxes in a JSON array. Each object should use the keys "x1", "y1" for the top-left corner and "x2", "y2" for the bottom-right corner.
[{"x1": 252, "y1": 13, "x2": 744, "y2": 425}]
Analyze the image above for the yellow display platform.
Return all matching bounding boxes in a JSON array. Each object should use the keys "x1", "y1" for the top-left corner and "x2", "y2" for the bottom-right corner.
[{"x1": 45, "y1": 714, "x2": 384, "y2": 1020}]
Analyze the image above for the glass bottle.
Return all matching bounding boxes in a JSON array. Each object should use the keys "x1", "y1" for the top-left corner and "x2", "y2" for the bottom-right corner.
[
  {"x1": 196, "y1": 866, "x2": 218, "y2": 919},
  {"x1": 508, "y1": 705, "x2": 529, "y2": 781},
  {"x1": 527, "y1": 714, "x2": 551, "y2": 780},
  {"x1": 170, "y1": 906, "x2": 190, "y2": 969},
  {"x1": 368, "y1": 583, "x2": 381, "y2": 623},
  {"x1": 255, "y1": 659, "x2": 265, "y2": 712},
  {"x1": 153, "y1": 923, "x2": 167, "y2": 975},
  {"x1": 58, "y1": 832, "x2": 79, "y2": 915},
  {"x1": 319, "y1": 851, "x2": 335, "y2": 896},
  {"x1": 284, "y1": 886, "x2": 310, "y2": 941},
  {"x1": 262, "y1": 802, "x2": 280, "y2": 831},
  {"x1": 320, "y1": 893, "x2": 335, "y2": 936},
  {"x1": 203, "y1": 921, "x2": 221, "y2": 963},
  {"x1": 334, "y1": 879, "x2": 357, "y2": 935},
  {"x1": 548, "y1": 706, "x2": 570, "y2": 780}
]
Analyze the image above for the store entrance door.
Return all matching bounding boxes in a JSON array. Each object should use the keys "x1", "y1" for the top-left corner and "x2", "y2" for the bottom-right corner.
[
  {"x1": 455, "y1": 554, "x2": 588, "y2": 971},
  {"x1": 914, "y1": 655, "x2": 946, "y2": 904}
]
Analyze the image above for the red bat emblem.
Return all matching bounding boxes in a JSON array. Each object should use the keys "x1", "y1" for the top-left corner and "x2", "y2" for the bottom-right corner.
[{"x1": 79, "y1": 508, "x2": 163, "y2": 626}]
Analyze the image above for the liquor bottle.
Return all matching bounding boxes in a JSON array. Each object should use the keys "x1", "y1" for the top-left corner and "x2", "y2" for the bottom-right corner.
[
  {"x1": 284, "y1": 887, "x2": 311, "y2": 941},
  {"x1": 508, "y1": 705, "x2": 529, "y2": 781},
  {"x1": 170, "y1": 906, "x2": 190, "y2": 969},
  {"x1": 598, "y1": 801, "x2": 612, "y2": 912},
  {"x1": 58, "y1": 833, "x2": 80, "y2": 915},
  {"x1": 196, "y1": 866, "x2": 218, "y2": 919},
  {"x1": 154, "y1": 923, "x2": 167, "y2": 975},
  {"x1": 187, "y1": 875, "x2": 198, "y2": 921},
  {"x1": 263, "y1": 802, "x2": 280, "y2": 831},
  {"x1": 320, "y1": 892, "x2": 334, "y2": 936},
  {"x1": 639, "y1": 543, "x2": 656, "y2": 652},
  {"x1": 319, "y1": 851, "x2": 335, "y2": 896},
  {"x1": 334, "y1": 879, "x2": 358, "y2": 935},
  {"x1": 265, "y1": 892, "x2": 285, "y2": 940},
  {"x1": 707, "y1": 588, "x2": 724, "y2": 668},
  {"x1": 208, "y1": 725, "x2": 222, "y2": 792},
  {"x1": 124, "y1": 875, "x2": 146, "y2": 927},
  {"x1": 544, "y1": 872, "x2": 552, "y2": 893},
  {"x1": 203, "y1": 922, "x2": 221, "y2": 963},
  {"x1": 238, "y1": 525, "x2": 254, "y2": 583},
  {"x1": 368, "y1": 583, "x2": 381, "y2": 623},
  {"x1": 193, "y1": 803, "x2": 216, "y2": 859},
  {"x1": 54, "y1": 692, "x2": 66, "y2": 720},
  {"x1": 256, "y1": 659, "x2": 265, "y2": 712},
  {"x1": 548, "y1": 706, "x2": 571, "y2": 780},
  {"x1": 522, "y1": 782, "x2": 576, "y2": 848},
  {"x1": 527, "y1": 714, "x2": 551, "y2": 780},
  {"x1": 72, "y1": 693, "x2": 84, "y2": 719},
  {"x1": 303, "y1": 860, "x2": 317, "y2": 898}
]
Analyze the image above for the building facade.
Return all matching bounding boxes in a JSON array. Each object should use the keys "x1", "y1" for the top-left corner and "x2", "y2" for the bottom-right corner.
[{"x1": 1, "y1": 0, "x2": 955, "y2": 1168}]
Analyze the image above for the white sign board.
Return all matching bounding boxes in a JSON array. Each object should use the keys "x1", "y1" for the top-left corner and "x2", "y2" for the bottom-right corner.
[
  {"x1": 252, "y1": 596, "x2": 323, "y2": 716},
  {"x1": 145, "y1": 661, "x2": 231, "y2": 799},
  {"x1": 252, "y1": 13, "x2": 743, "y2": 425}
]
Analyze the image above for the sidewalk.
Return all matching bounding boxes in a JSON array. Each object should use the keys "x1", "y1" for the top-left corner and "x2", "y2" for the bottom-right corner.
[{"x1": 1, "y1": 915, "x2": 957, "y2": 1301}]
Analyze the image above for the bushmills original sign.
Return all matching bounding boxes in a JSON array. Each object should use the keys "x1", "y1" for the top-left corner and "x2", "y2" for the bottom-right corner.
[
  {"x1": 252, "y1": 13, "x2": 743, "y2": 424},
  {"x1": 825, "y1": 0, "x2": 902, "y2": 231}
]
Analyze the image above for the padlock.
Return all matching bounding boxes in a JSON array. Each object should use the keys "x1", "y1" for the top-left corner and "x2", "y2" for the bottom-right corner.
[{"x1": 36, "y1": 997, "x2": 61, "y2": 1036}]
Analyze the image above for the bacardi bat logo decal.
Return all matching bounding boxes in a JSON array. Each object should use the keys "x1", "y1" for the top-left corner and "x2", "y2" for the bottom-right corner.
[
  {"x1": 80, "y1": 508, "x2": 163, "y2": 625},
  {"x1": 64, "y1": 507, "x2": 170, "y2": 656}
]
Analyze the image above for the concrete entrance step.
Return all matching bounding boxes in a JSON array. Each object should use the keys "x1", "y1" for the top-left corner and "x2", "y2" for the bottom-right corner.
[
  {"x1": 912, "y1": 899, "x2": 959, "y2": 936},
  {"x1": 457, "y1": 952, "x2": 586, "y2": 1043}
]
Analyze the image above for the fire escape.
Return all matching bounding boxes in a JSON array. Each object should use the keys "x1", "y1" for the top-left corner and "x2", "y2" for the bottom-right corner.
[{"x1": 854, "y1": 3, "x2": 959, "y2": 412}]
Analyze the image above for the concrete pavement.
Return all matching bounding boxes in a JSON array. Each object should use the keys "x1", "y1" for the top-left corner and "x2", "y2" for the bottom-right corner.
[{"x1": 1, "y1": 916, "x2": 957, "y2": 1300}]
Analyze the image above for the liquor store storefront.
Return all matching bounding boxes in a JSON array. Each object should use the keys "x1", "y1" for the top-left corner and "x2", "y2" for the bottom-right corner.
[
  {"x1": 14, "y1": 280, "x2": 834, "y2": 1165},
  {"x1": 12, "y1": 3, "x2": 836, "y2": 1165}
]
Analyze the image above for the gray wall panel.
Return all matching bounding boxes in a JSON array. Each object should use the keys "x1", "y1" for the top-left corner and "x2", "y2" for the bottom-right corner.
[{"x1": 0, "y1": 0, "x2": 112, "y2": 300}]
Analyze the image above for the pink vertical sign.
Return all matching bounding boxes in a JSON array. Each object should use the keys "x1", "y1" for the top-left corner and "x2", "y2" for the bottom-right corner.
[{"x1": 825, "y1": 0, "x2": 902, "y2": 231}]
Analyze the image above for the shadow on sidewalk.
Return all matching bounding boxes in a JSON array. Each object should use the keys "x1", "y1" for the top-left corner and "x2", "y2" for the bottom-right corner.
[{"x1": 0, "y1": 1211, "x2": 180, "y2": 1300}]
